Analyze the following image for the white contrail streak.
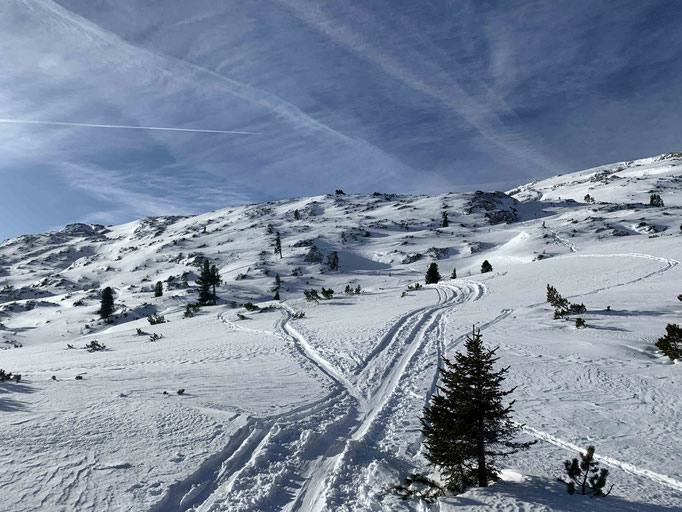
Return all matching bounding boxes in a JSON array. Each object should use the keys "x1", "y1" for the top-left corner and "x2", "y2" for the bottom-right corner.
[{"x1": 0, "y1": 118, "x2": 259, "y2": 135}]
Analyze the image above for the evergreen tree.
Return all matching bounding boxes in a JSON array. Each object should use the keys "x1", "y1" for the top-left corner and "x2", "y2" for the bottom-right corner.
[
  {"x1": 649, "y1": 193, "x2": 664, "y2": 207},
  {"x1": 274, "y1": 232, "x2": 283, "y2": 259},
  {"x1": 546, "y1": 284, "x2": 568, "y2": 309},
  {"x1": 442, "y1": 211, "x2": 449, "y2": 228},
  {"x1": 294, "y1": 209, "x2": 301, "y2": 220},
  {"x1": 451, "y1": 267, "x2": 457, "y2": 279},
  {"x1": 197, "y1": 260, "x2": 213, "y2": 305},
  {"x1": 421, "y1": 327, "x2": 533, "y2": 492},
  {"x1": 274, "y1": 274, "x2": 281, "y2": 292},
  {"x1": 481, "y1": 260, "x2": 493, "y2": 273},
  {"x1": 274, "y1": 290, "x2": 280, "y2": 301},
  {"x1": 563, "y1": 446, "x2": 612, "y2": 497},
  {"x1": 154, "y1": 281, "x2": 163, "y2": 297},
  {"x1": 327, "y1": 251, "x2": 339, "y2": 271},
  {"x1": 210, "y1": 264, "x2": 222, "y2": 303},
  {"x1": 425, "y1": 263, "x2": 441, "y2": 284},
  {"x1": 655, "y1": 323, "x2": 682, "y2": 360},
  {"x1": 99, "y1": 287, "x2": 115, "y2": 319}
]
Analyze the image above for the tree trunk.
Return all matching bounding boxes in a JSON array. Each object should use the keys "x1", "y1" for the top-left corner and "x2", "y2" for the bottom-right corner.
[{"x1": 477, "y1": 414, "x2": 487, "y2": 487}]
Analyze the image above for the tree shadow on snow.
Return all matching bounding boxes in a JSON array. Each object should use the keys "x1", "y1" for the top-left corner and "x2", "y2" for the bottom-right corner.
[
  {"x1": 0, "y1": 380, "x2": 35, "y2": 412},
  {"x1": 595, "y1": 308, "x2": 667, "y2": 317}
]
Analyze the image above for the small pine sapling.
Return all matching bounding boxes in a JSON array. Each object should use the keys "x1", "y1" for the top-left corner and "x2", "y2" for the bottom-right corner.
[
  {"x1": 563, "y1": 446, "x2": 613, "y2": 497},
  {"x1": 154, "y1": 281, "x2": 163, "y2": 297},
  {"x1": 575, "y1": 318, "x2": 586, "y2": 329},
  {"x1": 390, "y1": 473, "x2": 445, "y2": 504},
  {"x1": 481, "y1": 260, "x2": 493, "y2": 273},
  {"x1": 321, "y1": 287, "x2": 334, "y2": 300}
]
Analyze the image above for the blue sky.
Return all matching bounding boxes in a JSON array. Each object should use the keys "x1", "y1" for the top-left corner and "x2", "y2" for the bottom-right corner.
[{"x1": 1, "y1": 0, "x2": 681, "y2": 240}]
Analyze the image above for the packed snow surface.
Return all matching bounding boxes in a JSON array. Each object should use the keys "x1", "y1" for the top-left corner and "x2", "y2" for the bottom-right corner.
[{"x1": 1, "y1": 153, "x2": 681, "y2": 511}]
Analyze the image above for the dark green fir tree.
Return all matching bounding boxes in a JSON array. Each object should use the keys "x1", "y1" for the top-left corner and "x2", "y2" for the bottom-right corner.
[
  {"x1": 421, "y1": 327, "x2": 533, "y2": 492},
  {"x1": 99, "y1": 287, "x2": 115, "y2": 319},
  {"x1": 425, "y1": 263, "x2": 441, "y2": 284},
  {"x1": 481, "y1": 260, "x2": 493, "y2": 273},
  {"x1": 154, "y1": 281, "x2": 163, "y2": 297},
  {"x1": 274, "y1": 232, "x2": 283, "y2": 259}
]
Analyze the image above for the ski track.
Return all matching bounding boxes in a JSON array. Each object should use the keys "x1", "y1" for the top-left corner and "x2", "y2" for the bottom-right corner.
[
  {"x1": 522, "y1": 425, "x2": 682, "y2": 493},
  {"x1": 150, "y1": 281, "x2": 488, "y2": 512},
  {"x1": 150, "y1": 252, "x2": 677, "y2": 511}
]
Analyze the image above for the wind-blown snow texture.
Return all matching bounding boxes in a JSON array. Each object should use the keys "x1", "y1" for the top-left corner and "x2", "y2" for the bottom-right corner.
[{"x1": 1, "y1": 153, "x2": 681, "y2": 511}]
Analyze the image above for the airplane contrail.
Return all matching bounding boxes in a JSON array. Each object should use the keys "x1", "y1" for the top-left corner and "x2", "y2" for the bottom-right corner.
[{"x1": 0, "y1": 118, "x2": 259, "y2": 135}]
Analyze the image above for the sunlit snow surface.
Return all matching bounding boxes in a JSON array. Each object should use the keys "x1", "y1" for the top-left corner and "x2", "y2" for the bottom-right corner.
[{"x1": 1, "y1": 154, "x2": 681, "y2": 511}]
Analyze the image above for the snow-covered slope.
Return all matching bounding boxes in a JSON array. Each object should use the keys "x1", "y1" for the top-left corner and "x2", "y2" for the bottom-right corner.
[{"x1": 1, "y1": 153, "x2": 681, "y2": 511}]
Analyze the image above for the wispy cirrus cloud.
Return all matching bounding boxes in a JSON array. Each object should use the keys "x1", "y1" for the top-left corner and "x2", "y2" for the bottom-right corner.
[{"x1": 1, "y1": 0, "x2": 681, "y2": 239}]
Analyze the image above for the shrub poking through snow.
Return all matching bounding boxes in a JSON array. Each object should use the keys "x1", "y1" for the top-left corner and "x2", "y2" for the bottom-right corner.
[
  {"x1": 84, "y1": 340, "x2": 106, "y2": 352},
  {"x1": 149, "y1": 333, "x2": 163, "y2": 342},
  {"x1": 575, "y1": 318, "x2": 587, "y2": 329},
  {"x1": 481, "y1": 260, "x2": 493, "y2": 273},
  {"x1": 147, "y1": 314, "x2": 166, "y2": 325},
  {"x1": 177, "y1": 389, "x2": 185, "y2": 395},
  {"x1": 420, "y1": 326, "x2": 534, "y2": 494},
  {"x1": 321, "y1": 287, "x2": 334, "y2": 300},
  {"x1": 237, "y1": 313, "x2": 248, "y2": 320},
  {"x1": 0, "y1": 369, "x2": 22, "y2": 382},
  {"x1": 655, "y1": 323, "x2": 682, "y2": 360},
  {"x1": 563, "y1": 445, "x2": 613, "y2": 497},
  {"x1": 451, "y1": 267, "x2": 457, "y2": 279},
  {"x1": 425, "y1": 263, "x2": 441, "y2": 284},
  {"x1": 649, "y1": 193, "x2": 664, "y2": 207},
  {"x1": 304, "y1": 289, "x2": 321, "y2": 303},
  {"x1": 390, "y1": 473, "x2": 445, "y2": 504},
  {"x1": 244, "y1": 302, "x2": 259, "y2": 311},
  {"x1": 184, "y1": 303, "x2": 200, "y2": 318},
  {"x1": 292, "y1": 311, "x2": 305, "y2": 319},
  {"x1": 407, "y1": 283, "x2": 423, "y2": 291}
]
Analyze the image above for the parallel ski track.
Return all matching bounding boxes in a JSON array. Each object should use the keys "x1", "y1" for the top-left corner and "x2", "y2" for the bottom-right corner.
[
  {"x1": 150, "y1": 282, "x2": 485, "y2": 512},
  {"x1": 151, "y1": 251, "x2": 679, "y2": 511}
]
